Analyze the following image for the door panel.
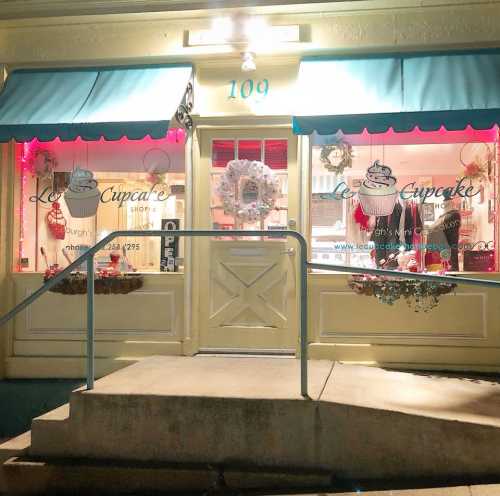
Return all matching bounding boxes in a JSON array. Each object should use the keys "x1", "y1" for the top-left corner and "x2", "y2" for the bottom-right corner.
[
  {"x1": 195, "y1": 128, "x2": 298, "y2": 352},
  {"x1": 209, "y1": 242, "x2": 288, "y2": 328}
]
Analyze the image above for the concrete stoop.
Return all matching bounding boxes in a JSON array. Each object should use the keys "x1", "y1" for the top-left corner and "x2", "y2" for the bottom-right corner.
[
  {"x1": 2, "y1": 456, "x2": 334, "y2": 495},
  {"x1": 2, "y1": 356, "x2": 500, "y2": 494},
  {"x1": 0, "y1": 433, "x2": 30, "y2": 494}
]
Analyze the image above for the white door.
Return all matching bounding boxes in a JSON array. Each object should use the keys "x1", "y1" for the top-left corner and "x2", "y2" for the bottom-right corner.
[{"x1": 194, "y1": 128, "x2": 299, "y2": 353}]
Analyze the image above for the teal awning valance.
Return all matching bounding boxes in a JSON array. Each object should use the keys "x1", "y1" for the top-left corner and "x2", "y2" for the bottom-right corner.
[
  {"x1": 0, "y1": 64, "x2": 193, "y2": 142},
  {"x1": 293, "y1": 52, "x2": 500, "y2": 135}
]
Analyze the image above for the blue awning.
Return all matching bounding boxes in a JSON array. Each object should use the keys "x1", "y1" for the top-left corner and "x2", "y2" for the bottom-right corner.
[
  {"x1": 293, "y1": 52, "x2": 500, "y2": 135},
  {"x1": 0, "y1": 64, "x2": 193, "y2": 142}
]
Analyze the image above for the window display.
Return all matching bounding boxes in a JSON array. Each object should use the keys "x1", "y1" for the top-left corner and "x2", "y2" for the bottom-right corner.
[
  {"x1": 16, "y1": 130, "x2": 186, "y2": 273},
  {"x1": 310, "y1": 127, "x2": 498, "y2": 273}
]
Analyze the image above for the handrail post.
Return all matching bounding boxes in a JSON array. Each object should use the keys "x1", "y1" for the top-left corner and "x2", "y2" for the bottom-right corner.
[
  {"x1": 299, "y1": 237, "x2": 309, "y2": 399},
  {"x1": 86, "y1": 255, "x2": 95, "y2": 390}
]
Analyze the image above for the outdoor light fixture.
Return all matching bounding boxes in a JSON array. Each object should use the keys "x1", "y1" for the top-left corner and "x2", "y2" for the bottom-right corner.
[
  {"x1": 211, "y1": 17, "x2": 233, "y2": 41},
  {"x1": 186, "y1": 19, "x2": 301, "y2": 47},
  {"x1": 241, "y1": 52, "x2": 256, "y2": 72}
]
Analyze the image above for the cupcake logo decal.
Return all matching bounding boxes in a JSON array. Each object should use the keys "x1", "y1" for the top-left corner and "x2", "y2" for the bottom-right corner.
[
  {"x1": 68, "y1": 167, "x2": 99, "y2": 194},
  {"x1": 64, "y1": 167, "x2": 101, "y2": 218},
  {"x1": 358, "y1": 160, "x2": 398, "y2": 216},
  {"x1": 362, "y1": 160, "x2": 397, "y2": 190}
]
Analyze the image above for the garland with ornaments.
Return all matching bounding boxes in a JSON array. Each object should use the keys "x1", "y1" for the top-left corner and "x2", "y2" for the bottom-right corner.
[
  {"x1": 348, "y1": 274, "x2": 456, "y2": 313},
  {"x1": 216, "y1": 159, "x2": 280, "y2": 223},
  {"x1": 44, "y1": 271, "x2": 143, "y2": 295}
]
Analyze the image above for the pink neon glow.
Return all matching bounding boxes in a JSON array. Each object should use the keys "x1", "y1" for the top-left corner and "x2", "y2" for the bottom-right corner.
[
  {"x1": 90, "y1": 128, "x2": 186, "y2": 145},
  {"x1": 341, "y1": 125, "x2": 498, "y2": 146},
  {"x1": 18, "y1": 139, "x2": 36, "y2": 269},
  {"x1": 19, "y1": 129, "x2": 186, "y2": 148},
  {"x1": 17, "y1": 131, "x2": 185, "y2": 268}
]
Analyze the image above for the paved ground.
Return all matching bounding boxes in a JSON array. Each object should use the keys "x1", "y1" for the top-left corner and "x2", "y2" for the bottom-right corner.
[
  {"x1": 87, "y1": 356, "x2": 500, "y2": 428},
  {"x1": 4, "y1": 358, "x2": 500, "y2": 494},
  {"x1": 312, "y1": 486, "x2": 500, "y2": 495}
]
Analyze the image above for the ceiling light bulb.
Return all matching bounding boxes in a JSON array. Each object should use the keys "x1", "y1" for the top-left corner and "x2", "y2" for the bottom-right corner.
[
  {"x1": 244, "y1": 17, "x2": 268, "y2": 41},
  {"x1": 212, "y1": 17, "x2": 233, "y2": 41},
  {"x1": 241, "y1": 52, "x2": 256, "y2": 72}
]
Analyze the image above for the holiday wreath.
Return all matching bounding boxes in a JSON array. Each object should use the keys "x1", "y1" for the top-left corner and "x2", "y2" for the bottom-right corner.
[
  {"x1": 459, "y1": 142, "x2": 492, "y2": 183},
  {"x1": 320, "y1": 139, "x2": 353, "y2": 175},
  {"x1": 348, "y1": 274, "x2": 456, "y2": 313},
  {"x1": 216, "y1": 159, "x2": 280, "y2": 223},
  {"x1": 25, "y1": 142, "x2": 58, "y2": 179}
]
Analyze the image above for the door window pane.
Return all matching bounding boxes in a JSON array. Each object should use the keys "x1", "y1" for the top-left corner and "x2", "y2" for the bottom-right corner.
[
  {"x1": 212, "y1": 140, "x2": 235, "y2": 168},
  {"x1": 237, "y1": 140, "x2": 262, "y2": 161},
  {"x1": 264, "y1": 140, "x2": 288, "y2": 169},
  {"x1": 211, "y1": 138, "x2": 288, "y2": 235}
]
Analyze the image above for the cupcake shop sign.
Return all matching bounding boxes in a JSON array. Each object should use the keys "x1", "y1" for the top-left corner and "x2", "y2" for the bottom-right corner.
[
  {"x1": 326, "y1": 160, "x2": 481, "y2": 214},
  {"x1": 399, "y1": 178, "x2": 480, "y2": 202},
  {"x1": 31, "y1": 168, "x2": 171, "y2": 216}
]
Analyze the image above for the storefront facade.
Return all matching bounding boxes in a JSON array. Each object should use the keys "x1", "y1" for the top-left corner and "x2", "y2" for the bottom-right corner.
[{"x1": 1, "y1": 0, "x2": 500, "y2": 378}]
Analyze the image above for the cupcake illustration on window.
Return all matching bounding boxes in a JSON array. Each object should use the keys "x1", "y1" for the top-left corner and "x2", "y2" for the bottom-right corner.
[
  {"x1": 358, "y1": 160, "x2": 398, "y2": 216},
  {"x1": 64, "y1": 167, "x2": 101, "y2": 218}
]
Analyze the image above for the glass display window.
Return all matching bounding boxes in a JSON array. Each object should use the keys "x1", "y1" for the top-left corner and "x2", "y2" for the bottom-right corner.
[
  {"x1": 16, "y1": 129, "x2": 186, "y2": 273},
  {"x1": 310, "y1": 127, "x2": 499, "y2": 273}
]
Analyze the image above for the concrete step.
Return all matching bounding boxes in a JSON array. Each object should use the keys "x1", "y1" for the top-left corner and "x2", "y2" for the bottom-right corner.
[
  {"x1": 0, "y1": 432, "x2": 30, "y2": 493},
  {"x1": 304, "y1": 487, "x2": 500, "y2": 495},
  {"x1": 3, "y1": 457, "x2": 500, "y2": 496},
  {"x1": 5, "y1": 356, "x2": 500, "y2": 491},
  {"x1": 29, "y1": 404, "x2": 70, "y2": 458},
  {"x1": 2, "y1": 456, "x2": 332, "y2": 494}
]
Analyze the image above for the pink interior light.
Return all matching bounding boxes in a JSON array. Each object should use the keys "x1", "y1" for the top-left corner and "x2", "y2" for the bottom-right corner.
[
  {"x1": 343, "y1": 125, "x2": 498, "y2": 146},
  {"x1": 18, "y1": 140, "x2": 36, "y2": 269}
]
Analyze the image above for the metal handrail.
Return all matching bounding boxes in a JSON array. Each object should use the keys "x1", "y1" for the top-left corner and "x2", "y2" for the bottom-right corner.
[
  {"x1": 0, "y1": 230, "x2": 309, "y2": 395},
  {"x1": 307, "y1": 262, "x2": 500, "y2": 288},
  {"x1": 1, "y1": 229, "x2": 500, "y2": 399}
]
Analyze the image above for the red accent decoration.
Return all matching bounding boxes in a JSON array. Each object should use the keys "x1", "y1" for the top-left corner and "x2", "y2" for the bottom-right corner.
[
  {"x1": 354, "y1": 202, "x2": 370, "y2": 230},
  {"x1": 264, "y1": 140, "x2": 288, "y2": 169},
  {"x1": 212, "y1": 140, "x2": 235, "y2": 167},
  {"x1": 238, "y1": 140, "x2": 261, "y2": 161},
  {"x1": 46, "y1": 201, "x2": 67, "y2": 240},
  {"x1": 213, "y1": 139, "x2": 288, "y2": 169},
  {"x1": 425, "y1": 251, "x2": 442, "y2": 268}
]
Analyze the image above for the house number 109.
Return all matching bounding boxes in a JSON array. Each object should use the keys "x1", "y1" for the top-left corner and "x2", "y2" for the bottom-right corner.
[{"x1": 229, "y1": 79, "x2": 269, "y2": 99}]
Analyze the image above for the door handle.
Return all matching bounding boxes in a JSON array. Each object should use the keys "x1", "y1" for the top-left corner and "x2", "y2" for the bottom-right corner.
[{"x1": 281, "y1": 248, "x2": 295, "y2": 255}]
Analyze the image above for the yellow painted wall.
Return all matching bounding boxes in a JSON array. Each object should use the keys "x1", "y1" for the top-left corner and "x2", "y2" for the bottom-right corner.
[
  {"x1": 0, "y1": 144, "x2": 7, "y2": 379},
  {"x1": 8, "y1": 273, "x2": 185, "y2": 378},
  {"x1": 308, "y1": 273, "x2": 500, "y2": 371},
  {"x1": 195, "y1": 62, "x2": 299, "y2": 117},
  {"x1": 0, "y1": 64, "x2": 10, "y2": 378},
  {"x1": 0, "y1": 2, "x2": 500, "y2": 66}
]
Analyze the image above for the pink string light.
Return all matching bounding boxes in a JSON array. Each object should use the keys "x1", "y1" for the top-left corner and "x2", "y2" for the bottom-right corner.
[{"x1": 19, "y1": 139, "x2": 36, "y2": 271}]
